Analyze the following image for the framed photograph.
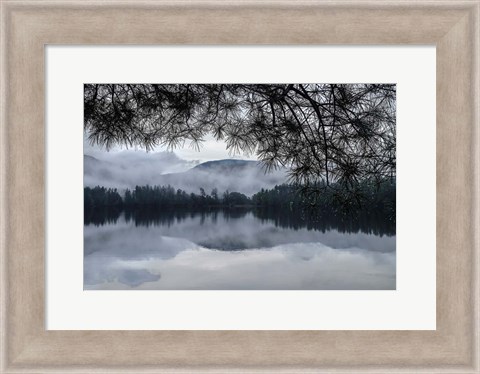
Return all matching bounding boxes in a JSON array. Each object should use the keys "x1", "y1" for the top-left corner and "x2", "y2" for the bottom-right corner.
[
  {"x1": 1, "y1": 1, "x2": 478, "y2": 373},
  {"x1": 82, "y1": 82, "x2": 397, "y2": 292}
]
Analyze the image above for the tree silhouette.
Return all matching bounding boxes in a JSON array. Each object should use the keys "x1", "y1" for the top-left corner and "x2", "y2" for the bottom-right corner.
[
  {"x1": 84, "y1": 84, "x2": 395, "y2": 202},
  {"x1": 84, "y1": 183, "x2": 395, "y2": 234}
]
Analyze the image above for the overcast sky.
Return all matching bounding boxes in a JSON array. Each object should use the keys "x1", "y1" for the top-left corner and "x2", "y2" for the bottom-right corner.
[{"x1": 84, "y1": 133, "x2": 257, "y2": 162}]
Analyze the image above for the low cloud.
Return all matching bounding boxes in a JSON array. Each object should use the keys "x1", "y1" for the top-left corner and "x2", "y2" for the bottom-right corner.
[
  {"x1": 83, "y1": 133, "x2": 280, "y2": 194},
  {"x1": 84, "y1": 150, "x2": 200, "y2": 189}
]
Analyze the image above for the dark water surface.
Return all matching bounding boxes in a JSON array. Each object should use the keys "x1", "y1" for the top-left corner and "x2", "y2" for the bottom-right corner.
[{"x1": 84, "y1": 208, "x2": 396, "y2": 290}]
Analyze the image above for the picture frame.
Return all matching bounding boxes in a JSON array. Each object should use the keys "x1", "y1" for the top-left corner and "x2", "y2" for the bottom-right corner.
[{"x1": 1, "y1": 0, "x2": 478, "y2": 372}]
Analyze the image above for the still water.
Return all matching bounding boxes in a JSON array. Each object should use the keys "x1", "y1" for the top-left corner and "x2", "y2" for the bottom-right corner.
[{"x1": 84, "y1": 208, "x2": 396, "y2": 290}]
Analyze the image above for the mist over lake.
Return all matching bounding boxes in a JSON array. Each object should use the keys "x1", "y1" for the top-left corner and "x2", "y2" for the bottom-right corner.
[{"x1": 84, "y1": 83, "x2": 396, "y2": 290}]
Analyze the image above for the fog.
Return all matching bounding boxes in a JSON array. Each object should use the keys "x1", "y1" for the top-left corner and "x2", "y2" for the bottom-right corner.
[
  {"x1": 84, "y1": 154, "x2": 288, "y2": 195},
  {"x1": 84, "y1": 152, "x2": 199, "y2": 189},
  {"x1": 84, "y1": 133, "x2": 289, "y2": 194}
]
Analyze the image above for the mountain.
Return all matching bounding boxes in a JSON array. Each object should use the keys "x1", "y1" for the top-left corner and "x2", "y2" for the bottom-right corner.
[
  {"x1": 84, "y1": 154, "x2": 101, "y2": 165},
  {"x1": 193, "y1": 159, "x2": 256, "y2": 171},
  {"x1": 84, "y1": 155, "x2": 115, "y2": 180},
  {"x1": 83, "y1": 152, "x2": 199, "y2": 189},
  {"x1": 84, "y1": 156, "x2": 288, "y2": 195},
  {"x1": 153, "y1": 159, "x2": 288, "y2": 196}
]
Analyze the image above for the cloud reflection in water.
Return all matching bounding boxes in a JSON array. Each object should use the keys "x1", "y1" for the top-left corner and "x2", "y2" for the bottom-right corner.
[{"x1": 84, "y1": 211, "x2": 395, "y2": 290}]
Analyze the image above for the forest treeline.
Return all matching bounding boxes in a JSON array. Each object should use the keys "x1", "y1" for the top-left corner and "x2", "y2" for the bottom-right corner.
[
  {"x1": 84, "y1": 181, "x2": 395, "y2": 219},
  {"x1": 84, "y1": 185, "x2": 250, "y2": 209},
  {"x1": 84, "y1": 182, "x2": 395, "y2": 235}
]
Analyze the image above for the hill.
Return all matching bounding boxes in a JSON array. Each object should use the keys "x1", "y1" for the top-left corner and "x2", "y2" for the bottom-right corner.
[{"x1": 84, "y1": 155, "x2": 287, "y2": 196}]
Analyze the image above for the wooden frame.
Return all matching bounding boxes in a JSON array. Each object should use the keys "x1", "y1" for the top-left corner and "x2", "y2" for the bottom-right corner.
[{"x1": 1, "y1": 0, "x2": 479, "y2": 372}]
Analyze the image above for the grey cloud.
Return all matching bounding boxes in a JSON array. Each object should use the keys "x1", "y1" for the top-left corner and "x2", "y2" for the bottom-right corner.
[{"x1": 84, "y1": 213, "x2": 395, "y2": 289}]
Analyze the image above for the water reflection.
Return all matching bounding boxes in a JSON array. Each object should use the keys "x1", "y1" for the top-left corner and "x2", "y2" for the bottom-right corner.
[
  {"x1": 84, "y1": 208, "x2": 396, "y2": 290},
  {"x1": 85, "y1": 206, "x2": 395, "y2": 237}
]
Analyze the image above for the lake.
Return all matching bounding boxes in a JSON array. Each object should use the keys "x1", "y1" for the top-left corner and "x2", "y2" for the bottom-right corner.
[{"x1": 84, "y1": 207, "x2": 396, "y2": 290}]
